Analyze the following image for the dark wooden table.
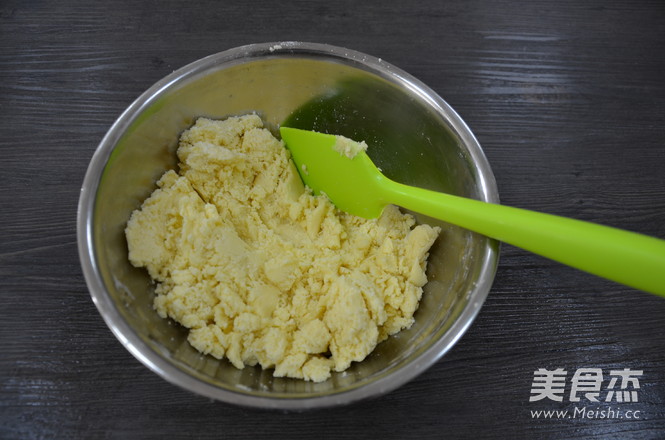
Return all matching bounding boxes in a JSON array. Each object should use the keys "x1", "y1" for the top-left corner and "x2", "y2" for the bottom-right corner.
[{"x1": 2, "y1": 1, "x2": 664, "y2": 438}]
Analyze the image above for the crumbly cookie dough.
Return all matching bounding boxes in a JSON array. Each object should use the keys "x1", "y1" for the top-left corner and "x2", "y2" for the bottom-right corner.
[
  {"x1": 126, "y1": 115, "x2": 440, "y2": 382},
  {"x1": 334, "y1": 135, "x2": 368, "y2": 158}
]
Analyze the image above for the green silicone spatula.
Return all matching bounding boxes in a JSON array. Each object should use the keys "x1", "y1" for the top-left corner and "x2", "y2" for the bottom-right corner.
[{"x1": 280, "y1": 126, "x2": 665, "y2": 297}]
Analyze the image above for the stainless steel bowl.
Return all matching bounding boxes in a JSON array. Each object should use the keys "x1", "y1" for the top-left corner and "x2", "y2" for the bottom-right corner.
[{"x1": 78, "y1": 42, "x2": 499, "y2": 409}]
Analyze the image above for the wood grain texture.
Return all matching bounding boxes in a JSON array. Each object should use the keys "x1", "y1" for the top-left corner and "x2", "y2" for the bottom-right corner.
[{"x1": 1, "y1": 0, "x2": 664, "y2": 439}]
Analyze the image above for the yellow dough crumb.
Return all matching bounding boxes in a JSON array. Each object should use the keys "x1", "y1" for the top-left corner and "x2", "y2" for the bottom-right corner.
[
  {"x1": 125, "y1": 115, "x2": 440, "y2": 382},
  {"x1": 333, "y1": 135, "x2": 368, "y2": 159}
]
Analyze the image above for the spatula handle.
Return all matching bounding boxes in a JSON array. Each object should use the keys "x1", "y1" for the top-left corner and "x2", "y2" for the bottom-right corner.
[{"x1": 383, "y1": 178, "x2": 665, "y2": 296}]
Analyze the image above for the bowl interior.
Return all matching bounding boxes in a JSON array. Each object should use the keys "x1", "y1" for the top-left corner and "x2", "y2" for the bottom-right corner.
[{"x1": 85, "y1": 45, "x2": 498, "y2": 407}]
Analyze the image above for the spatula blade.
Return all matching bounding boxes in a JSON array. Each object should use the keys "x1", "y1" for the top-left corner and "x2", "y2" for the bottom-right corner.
[{"x1": 279, "y1": 127, "x2": 386, "y2": 218}]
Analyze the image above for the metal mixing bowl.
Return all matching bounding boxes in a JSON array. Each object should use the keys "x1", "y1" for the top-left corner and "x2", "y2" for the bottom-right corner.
[{"x1": 77, "y1": 42, "x2": 499, "y2": 409}]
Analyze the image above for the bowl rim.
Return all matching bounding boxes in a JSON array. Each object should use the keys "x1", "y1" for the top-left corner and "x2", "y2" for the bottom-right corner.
[{"x1": 77, "y1": 41, "x2": 500, "y2": 409}]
